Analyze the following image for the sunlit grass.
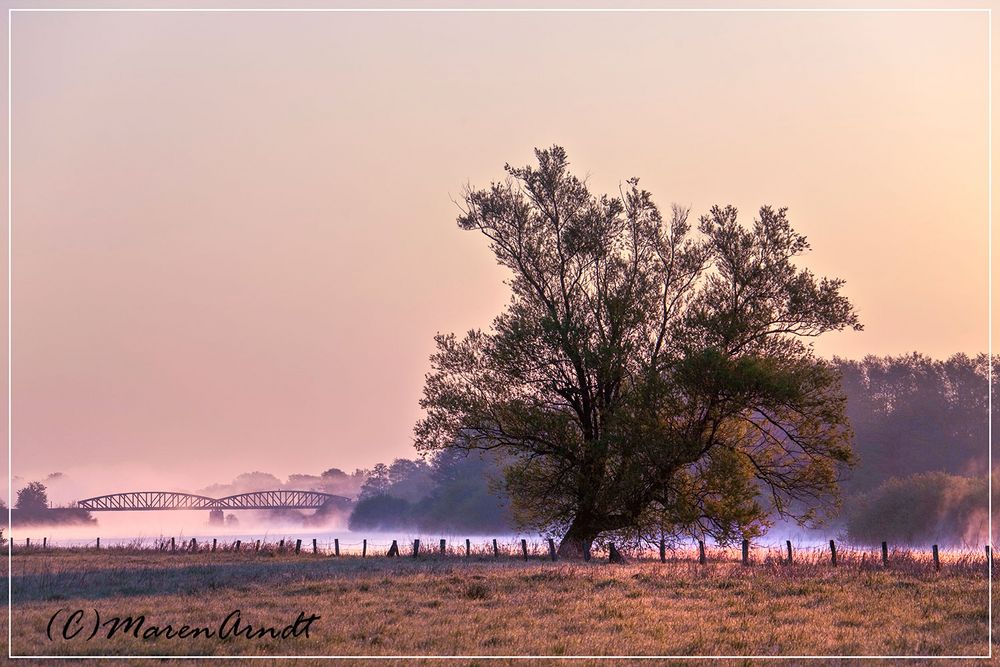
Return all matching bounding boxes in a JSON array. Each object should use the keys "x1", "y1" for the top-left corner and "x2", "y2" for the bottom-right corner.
[{"x1": 2, "y1": 543, "x2": 994, "y2": 665}]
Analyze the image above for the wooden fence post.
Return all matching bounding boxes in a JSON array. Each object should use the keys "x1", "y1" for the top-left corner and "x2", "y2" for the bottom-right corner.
[
  {"x1": 932, "y1": 544, "x2": 940, "y2": 571},
  {"x1": 255, "y1": 539, "x2": 261, "y2": 552},
  {"x1": 521, "y1": 538, "x2": 528, "y2": 561},
  {"x1": 235, "y1": 540, "x2": 241, "y2": 551},
  {"x1": 361, "y1": 539, "x2": 366, "y2": 558},
  {"x1": 493, "y1": 538, "x2": 499, "y2": 558},
  {"x1": 42, "y1": 537, "x2": 46, "y2": 549},
  {"x1": 171, "y1": 537, "x2": 176, "y2": 552},
  {"x1": 742, "y1": 539, "x2": 749, "y2": 566},
  {"x1": 440, "y1": 539, "x2": 446, "y2": 554},
  {"x1": 279, "y1": 539, "x2": 285, "y2": 552},
  {"x1": 465, "y1": 538, "x2": 471, "y2": 558},
  {"x1": 412, "y1": 539, "x2": 420, "y2": 557},
  {"x1": 698, "y1": 540, "x2": 706, "y2": 565},
  {"x1": 659, "y1": 539, "x2": 666, "y2": 563},
  {"x1": 881, "y1": 541, "x2": 888, "y2": 566},
  {"x1": 829, "y1": 540, "x2": 837, "y2": 566},
  {"x1": 387, "y1": 540, "x2": 399, "y2": 557},
  {"x1": 548, "y1": 538, "x2": 557, "y2": 561},
  {"x1": 333, "y1": 538, "x2": 339, "y2": 556},
  {"x1": 295, "y1": 539, "x2": 302, "y2": 554},
  {"x1": 96, "y1": 537, "x2": 100, "y2": 550},
  {"x1": 25, "y1": 538, "x2": 29, "y2": 549},
  {"x1": 191, "y1": 538, "x2": 197, "y2": 551},
  {"x1": 212, "y1": 538, "x2": 217, "y2": 552},
  {"x1": 786, "y1": 540, "x2": 793, "y2": 565}
]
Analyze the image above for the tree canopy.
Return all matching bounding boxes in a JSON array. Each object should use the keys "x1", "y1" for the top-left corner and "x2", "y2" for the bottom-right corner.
[
  {"x1": 15, "y1": 482, "x2": 49, "y2": 513},
  {"x1": 415, "y1": 146, "x2": 861, "y2": 557}
]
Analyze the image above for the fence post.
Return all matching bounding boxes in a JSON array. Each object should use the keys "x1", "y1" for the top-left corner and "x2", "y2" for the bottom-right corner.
[
  {"x1": 334, "y1": 538, "x2": 340, "y2": 557},
  {"x1": 548, "y1": 538, "x2": 557, "y2": 561},
  {"x1": 295, "y1": 539, "x2": 301, "y2": 554},
  {"x1": 829, "y1": 540, "x2": 837, "y2": 566},
  {"x1": 361, "y1": 539, "x2": 366, "y2": 558},
  {"x1": 255, "y1": 539, "x2": 261, "y2": 552},
  {"x1": 235, "y1": 540, "x2": 241, "y2": 551},
  {"x1": 932, "y1": 544, "x2": 940, "y2": 571},
  {"x1": 493, "y1": 538, "x2": 499, "y2": 558},
  {"x1": 466, "y1": 538, "x2": 471, "y2": 558},
  {"x1": 191, "y1": 538, "x2": 197, "y2": 552},
  {"x1": 659, "y1": 539, "x2": 666, "y2": 563},
  {"x1": 881, "y1": 541, "x2": 888, "y2": 566},
  {"x1": 42, "y1": 537, "x2": 46, "y2": 549},
  {"x1": 96, "y1": 537, "x2": 100, "y2": 550},
  {"x1": 786, "y1": 540, "x2": 793, "y2": 565},
  {"x1": 521, "y1": 538, "x2": 528, "y2": 561},
  {"x1": 25, "y1": 538, "x2": 29, "y2": 549},
  {"x1": 440, "y1": 539, "x2": 446, "y2": 555},
  {"x1": 171, "y1": 537, "x2": 176, "y2": 552},
  {"x1": 698, "y1": 540, "x2": 706, "y2": 565},
  {"x1": 212, "y1": 538, "x2": 217, "y2": 553},
  {"x1": 313, "y1": 538, "x2": 317, "y2": 554},
  {"x1": 742, "y1": 539, "x2": 749, "y2": 566},
  {"x1": 412, "y1": 539, "x2": 420, "y2": 558},
  {"x1": 387, "y1": 540, "x2": 399, "y2": 557},
  {"x1": 279, "y1": 539, "x2": 285, "y2": 552}
]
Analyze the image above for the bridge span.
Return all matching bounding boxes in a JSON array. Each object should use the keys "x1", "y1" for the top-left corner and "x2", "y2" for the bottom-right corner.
[{"x1": 76, "y1": 490, "x2": 352, "y2": 524}]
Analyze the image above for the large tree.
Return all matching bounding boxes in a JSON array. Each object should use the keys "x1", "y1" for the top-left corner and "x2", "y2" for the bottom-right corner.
[{"x1": 415, "y1": 146, "x2": 861, "y2": 557}]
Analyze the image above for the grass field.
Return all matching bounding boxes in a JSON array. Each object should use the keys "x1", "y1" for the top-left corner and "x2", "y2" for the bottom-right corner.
[{"x1": 2, "y1": 543, "x2": 996, "y2": 665}]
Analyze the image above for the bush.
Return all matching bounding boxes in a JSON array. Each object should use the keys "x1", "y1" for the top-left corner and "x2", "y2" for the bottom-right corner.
[{"x1": 844, "y1": 471, "x2": 988, "y2": 546}]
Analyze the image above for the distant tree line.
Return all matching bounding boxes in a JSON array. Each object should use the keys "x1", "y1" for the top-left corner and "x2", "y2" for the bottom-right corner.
[
  {"x1": 833, "y1": 353, "x2": 993, "y2": 546},
  {"x1": 348, "y1": 451, "x2": 512, "y2": 534},
  {"x1": 197, "y1": 468, "x2": 368, "y2": 500}
]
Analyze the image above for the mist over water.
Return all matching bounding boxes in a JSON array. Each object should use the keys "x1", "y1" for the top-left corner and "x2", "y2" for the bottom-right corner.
[{"x1": 9, "y1": 510, "x2": 948, "y2": 553}]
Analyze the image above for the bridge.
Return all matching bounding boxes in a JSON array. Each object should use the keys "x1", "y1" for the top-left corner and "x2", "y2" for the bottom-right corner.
[{"x1": 76, "y1": 490, "x2": 352, "y2": 523}]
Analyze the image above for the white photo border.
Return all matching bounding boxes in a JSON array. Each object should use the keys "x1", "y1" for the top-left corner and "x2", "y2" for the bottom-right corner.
[{"x1": 6, "y1": 5, "x2": 993, "y2": 661}]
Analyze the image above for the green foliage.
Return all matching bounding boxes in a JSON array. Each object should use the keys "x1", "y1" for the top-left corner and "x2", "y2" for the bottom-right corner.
[
  {"x1": 844, "y1": 471, "x2": 990, "y2": 546},
  {"x1": 416, "y1": 146, "x2": 861, "y2": 554}
]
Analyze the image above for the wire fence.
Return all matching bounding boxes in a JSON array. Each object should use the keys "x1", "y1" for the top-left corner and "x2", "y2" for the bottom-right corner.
[{"x1": 7, "y1": 534, "x2": 997, "y2": 575}]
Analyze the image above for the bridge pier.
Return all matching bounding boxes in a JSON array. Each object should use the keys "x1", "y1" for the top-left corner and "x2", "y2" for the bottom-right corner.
[{"x1": 208, "y1": 509, "x2": 224, "y2": 525}]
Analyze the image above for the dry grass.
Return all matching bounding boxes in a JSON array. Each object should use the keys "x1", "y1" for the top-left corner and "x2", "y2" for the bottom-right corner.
[{"x1": 1, "y1": 544, "x2": 995, "y2": 665}]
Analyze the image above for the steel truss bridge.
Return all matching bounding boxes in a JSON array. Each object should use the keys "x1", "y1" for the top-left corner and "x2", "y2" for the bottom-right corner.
[{"x1": 76, "y1": 490, "x2": 352, "y2": 512}]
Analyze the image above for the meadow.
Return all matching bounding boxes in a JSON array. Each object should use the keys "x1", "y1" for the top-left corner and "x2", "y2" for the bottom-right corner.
[{"x1": 1, "y1": 541, "x2": 995, "y2": 665}]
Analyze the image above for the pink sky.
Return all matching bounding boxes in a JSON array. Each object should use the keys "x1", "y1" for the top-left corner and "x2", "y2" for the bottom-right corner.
[{"x1": 3, "y1": 6, "x2": 995, "y2": 500}]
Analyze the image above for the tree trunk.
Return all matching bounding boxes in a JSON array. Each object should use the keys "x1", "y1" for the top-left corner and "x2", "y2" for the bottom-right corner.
[
  {"x1": 607, "y1": 542, "x2": 628, "y2": 564},
  {"x1": 557, "y1": 518, "x2": 597, "y2": 560}
]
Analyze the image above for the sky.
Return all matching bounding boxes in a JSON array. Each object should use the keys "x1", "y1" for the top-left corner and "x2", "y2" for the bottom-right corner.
[{"x1": 2, "y1": 5, "x2": 994, "y2": 499}]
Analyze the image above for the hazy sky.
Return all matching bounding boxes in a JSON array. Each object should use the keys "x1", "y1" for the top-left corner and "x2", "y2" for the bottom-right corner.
[{"x1": 4, "y1": 6, "x2": 993, "y2": 497}]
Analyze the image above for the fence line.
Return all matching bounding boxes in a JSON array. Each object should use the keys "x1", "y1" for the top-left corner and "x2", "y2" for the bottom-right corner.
[{"x1": 6, "y1": 535, "x2": 996, "y2": 572}]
